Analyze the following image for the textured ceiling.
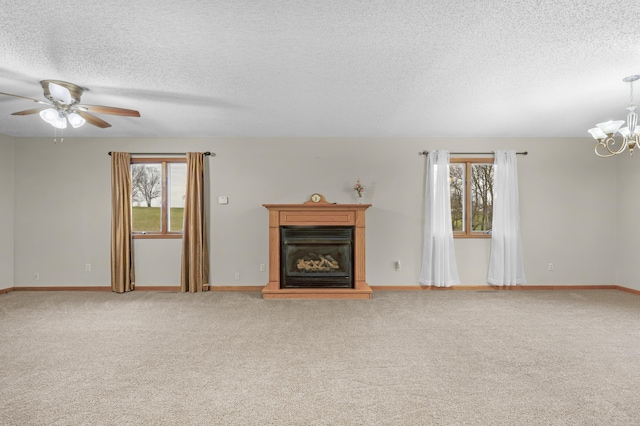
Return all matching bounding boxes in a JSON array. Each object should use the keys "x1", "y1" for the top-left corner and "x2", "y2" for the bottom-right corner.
[{"x1": 1, "y1": 0, "x2": 640, "y2": 138}]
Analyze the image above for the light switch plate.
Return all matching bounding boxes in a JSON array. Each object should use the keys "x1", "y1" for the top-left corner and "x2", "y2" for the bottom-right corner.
[{"x1": 218, "y1": 196, "x2": 229, "y2": 205}]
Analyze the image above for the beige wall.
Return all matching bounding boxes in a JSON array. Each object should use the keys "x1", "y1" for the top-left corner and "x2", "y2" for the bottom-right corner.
[
  {"x1": 0, "y1": 134, "x2": 14, "y2": 290},
  {"x1": 615, "y1": 153, "x2": 640, "y2": 291},
  {"x1": 9, "y1": 136, "x2": 619, "y2": 288}
]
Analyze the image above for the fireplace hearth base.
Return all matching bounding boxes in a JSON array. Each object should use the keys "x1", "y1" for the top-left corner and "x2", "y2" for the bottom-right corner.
[
  {"x1": 262, "y1": 202, "x2": 372, "y2": 300},
  {"x1": 261, "y1": 281, "x2": 372, "y2": 299}
]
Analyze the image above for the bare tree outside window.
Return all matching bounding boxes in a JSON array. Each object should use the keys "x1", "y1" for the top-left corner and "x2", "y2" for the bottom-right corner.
[
  {"x1": 471, "y1": 164, "x2": 493, "y2": 232},
  {"x1": 130, "y1": 159, "x2": 186, "y2": 237},
  {"x1": 132, "y1": 164, "x2": 162, "y2": 207},
  {"x1": 449, "y1": 164, "x2": 464, "y2": 232},
  {"x1": 449, "y1": 159, "x2": 493, "y2": 238}
]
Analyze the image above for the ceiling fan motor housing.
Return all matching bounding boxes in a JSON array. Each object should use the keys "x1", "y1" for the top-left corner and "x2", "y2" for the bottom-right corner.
[{"x1": 40, "y1": 80, "x2": 84, "y2": 104}]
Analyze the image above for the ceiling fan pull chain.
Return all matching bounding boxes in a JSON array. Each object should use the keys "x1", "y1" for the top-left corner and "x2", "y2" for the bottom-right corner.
[{"x1": 53, "y1": 127, "x2": 64, "y2": 143}]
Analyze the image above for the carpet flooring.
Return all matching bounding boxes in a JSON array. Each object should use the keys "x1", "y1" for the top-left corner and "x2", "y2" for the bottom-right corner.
[{"x1": 1, "y1": 289, "x2": 639, "y2": 425}]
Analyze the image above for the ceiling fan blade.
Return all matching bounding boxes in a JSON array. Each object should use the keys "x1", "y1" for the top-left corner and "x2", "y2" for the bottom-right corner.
[
  {"x1": 76, "y1": 111, "x2": 112, "y2": 128},
  {"x1": 11, "y1": 107, "x2": 49, "y2": 116},
  {"x1": 79, "y1": 104, "x2": 140, "y2": 117},
  {"x1": 0, "y1": 91, "x2": 47, "y2": 104}
]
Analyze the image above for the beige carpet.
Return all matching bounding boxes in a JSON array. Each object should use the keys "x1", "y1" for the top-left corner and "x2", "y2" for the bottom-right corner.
[{"x1": 1, "y1": 289, "x2": 639, "y2": 425}]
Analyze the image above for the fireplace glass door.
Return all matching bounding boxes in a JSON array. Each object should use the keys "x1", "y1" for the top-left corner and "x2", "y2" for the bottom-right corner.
[{"x1": 280, "y1": 226, "x2": 353, "y2": 288}]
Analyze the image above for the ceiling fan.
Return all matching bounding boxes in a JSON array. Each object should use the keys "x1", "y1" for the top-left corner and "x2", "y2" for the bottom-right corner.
[{"x1": 0, "y1": 80, "x2": 140, "y2": 129}]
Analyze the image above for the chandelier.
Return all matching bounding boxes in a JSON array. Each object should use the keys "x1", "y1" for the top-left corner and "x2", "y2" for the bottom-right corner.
[{"x1": 588, "y1": 75, "x2": 640, "y2": 157}]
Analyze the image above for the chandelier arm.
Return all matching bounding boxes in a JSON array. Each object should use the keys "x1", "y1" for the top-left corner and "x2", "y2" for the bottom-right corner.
[
  {"x1": 595, "y1": 141, "x2": 617, "y2": 158},
  {"x1": 615, "y1": 140, "x2": 628, "y2": 155},
  {"x1": 604, "y1": 136, "x2": 627, "y2": 155}
]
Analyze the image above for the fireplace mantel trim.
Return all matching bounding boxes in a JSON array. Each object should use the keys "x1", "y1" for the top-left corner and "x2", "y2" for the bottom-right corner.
[{"x1": 262, "y1": 203, "x2": 372, "y2": 300}]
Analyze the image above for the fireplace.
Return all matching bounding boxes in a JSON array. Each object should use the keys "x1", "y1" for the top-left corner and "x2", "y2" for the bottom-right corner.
[
  {"x1": 281, "y1": 226, "x2": 353, "y2": 289},
  {"x1": 262, "y1": 201, "x2": 372, "y2": 299}
]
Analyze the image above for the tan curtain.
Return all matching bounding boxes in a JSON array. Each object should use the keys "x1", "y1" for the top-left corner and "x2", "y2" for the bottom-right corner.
[
  {"x1": 181, "y1": 152, "x2": 210, "y2": 292},
  {"x1": 110, "y1": 152, "x2": 135, "y2": 293}
]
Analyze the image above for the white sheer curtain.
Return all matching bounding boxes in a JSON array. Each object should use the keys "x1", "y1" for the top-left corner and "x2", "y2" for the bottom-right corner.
[
  {"x1": 419, "y1": 150, "x2": 460, "y2": 287},
  {"x1": 488, "y1": 150, "x2": 527, "y2": 286}
]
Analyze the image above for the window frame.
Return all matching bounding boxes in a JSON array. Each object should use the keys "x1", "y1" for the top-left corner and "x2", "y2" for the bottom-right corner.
[
  {"x1": 130, "y1": 157, "x2": 186, "y2": 240},
  {"x1": 450, "y1": 157, "x2": 494, "y2": 239}
]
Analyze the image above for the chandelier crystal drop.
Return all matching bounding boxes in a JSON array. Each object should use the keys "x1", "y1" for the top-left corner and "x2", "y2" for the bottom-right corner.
[{"x1": 588, "y1": 75, "x2": 640, "y2": 157}]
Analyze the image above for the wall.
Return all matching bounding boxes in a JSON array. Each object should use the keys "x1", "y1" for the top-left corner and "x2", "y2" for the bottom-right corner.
[
  {"x1": 0, "y1": 134, "x2": 14, "y2": 290},
  {"x1": 11, "y1": 136, "x2": 617, "y2": 288},
  {"x1": 615, "y1": 152, "x2": 640, "y2": 291}
]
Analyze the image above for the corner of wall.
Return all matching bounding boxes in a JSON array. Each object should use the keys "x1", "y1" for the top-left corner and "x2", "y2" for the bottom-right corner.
[
  {"x1": 614, "y1": 154, "x2": 640, "y2": 291},
  {"x1": 0, "y1": 133, "x2": 15, "y2": 290}
]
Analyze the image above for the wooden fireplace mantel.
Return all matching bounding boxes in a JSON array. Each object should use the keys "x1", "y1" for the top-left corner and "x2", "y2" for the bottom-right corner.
[{"x1": 262, "y1": 203, "x2": 372, "y2": 299}]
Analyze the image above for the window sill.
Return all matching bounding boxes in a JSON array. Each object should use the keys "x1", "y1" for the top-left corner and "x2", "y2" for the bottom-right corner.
[
  {"x1": 132, "y1": 233, "x2": 183, "y2": 240},
  {"x1": 453, "y1": 233, "x2": 491, "y2": 239}
]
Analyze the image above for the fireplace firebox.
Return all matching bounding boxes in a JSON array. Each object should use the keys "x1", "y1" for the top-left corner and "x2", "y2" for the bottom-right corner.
[{"x1": 281, "y1": 226, "x2": 353, "y2": 289}]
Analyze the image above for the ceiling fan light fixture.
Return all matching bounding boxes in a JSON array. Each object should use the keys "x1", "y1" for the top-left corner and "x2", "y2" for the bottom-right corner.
[
  {"x1": 52, "y1": 116, "x2": 67, "y2": 129},
  {"x1": 41, "y1": 80, "x2": 83, "y2": 104},
  {"x1": 48, "y1": 82, "x2": 73, "y2": 105},
  {"x1": 39, "y1": 108, "x2": 57, "y2": 123},
  {"x1": 39, "y1": 108, "x2": 67, "y2": 129},
  {"x1": 67, "y1": 112, "x2": 86, "y2": 128}
]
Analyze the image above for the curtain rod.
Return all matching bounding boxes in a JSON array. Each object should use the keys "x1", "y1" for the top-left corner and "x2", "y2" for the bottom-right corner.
[
  {"x1": 108, "y1": 151, "x2": 215, "y2": 156},
  {"x1": 419, "y1": 151, "x2": 527, "y2": 156}
]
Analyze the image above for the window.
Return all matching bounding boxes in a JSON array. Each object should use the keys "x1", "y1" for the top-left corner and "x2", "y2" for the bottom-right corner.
[
  {"x1": 449, "y1": 158, "x2": 494, "y2": 238},
  {"x1": 131, "y1": 158, "x2": 186, "y2": 238}
]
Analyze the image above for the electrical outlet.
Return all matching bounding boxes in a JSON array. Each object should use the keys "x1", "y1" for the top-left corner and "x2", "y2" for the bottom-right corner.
[
  {"x1": 395, "y1": 260, "x2": 401, "y2": 271},
  {"x1": 33, "y1": 272, "x2": 39, "y2": 281},
  {"x1": 260, "y1": 264, "x2": 266, "y2": 272},
  {"x1": 85, "y1": 263, "x2": 92, "y2": 272},
  {"x1": 234, "y1": 272, "x2": 240, "y2": 280},
  {"x1": 548, "y1": 263, "x2": 554, "y2": 271}
]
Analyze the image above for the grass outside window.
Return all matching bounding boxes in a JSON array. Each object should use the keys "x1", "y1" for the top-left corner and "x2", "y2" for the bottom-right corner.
[{"x1": 131, "y1": 158, "x2": 186, "y2": 239}]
